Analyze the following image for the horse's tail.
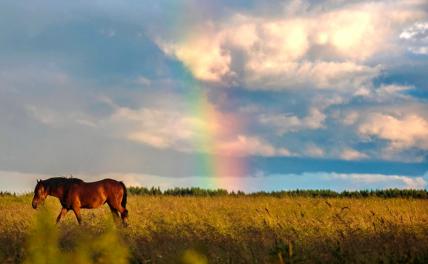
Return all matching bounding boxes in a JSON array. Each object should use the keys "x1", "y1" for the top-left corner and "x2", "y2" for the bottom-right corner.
[{"x1": 120, "y1": 181, "x2": 127, "y2": 209}]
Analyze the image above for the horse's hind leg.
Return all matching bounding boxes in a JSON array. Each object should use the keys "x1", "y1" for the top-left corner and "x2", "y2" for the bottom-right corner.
[
  {"x1": 108, "y1": 204, "x2": 120, "y2": 224},
  {"x1": 108, "y1": 195, "x2": 128, "y2": 226},
  {"x1": 110, "y1": 205, "x2": 128, "y2": 227},
  {"x1": 72, "y1": 207, "x2": 82, "y2": 225},
  {"x1": 119, "y1": 207, "x2": 128, "y2": 227},
  {"x1": 56, "y1": 207, "x2": 68, "y2": 224}
]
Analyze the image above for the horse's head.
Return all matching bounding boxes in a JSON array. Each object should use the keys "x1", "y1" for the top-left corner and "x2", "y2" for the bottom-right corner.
[{"x1": 32, "y1": 179, "x2": 48, "y2": 209}]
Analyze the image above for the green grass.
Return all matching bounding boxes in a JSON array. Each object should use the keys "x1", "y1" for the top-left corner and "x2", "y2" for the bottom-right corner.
[{"x1": 1, "y1": 194, "x2": 428, "y2": 263}]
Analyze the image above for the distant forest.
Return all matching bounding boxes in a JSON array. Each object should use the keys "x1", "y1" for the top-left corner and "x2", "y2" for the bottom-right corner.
[{"x1": 126, "y1": 186, "x2": 428, "y2": 199}]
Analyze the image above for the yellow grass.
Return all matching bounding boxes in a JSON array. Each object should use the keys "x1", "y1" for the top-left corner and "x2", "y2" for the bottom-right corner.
[{"x1": 1, "y1": 194, "x2": 428, "y2": 263}]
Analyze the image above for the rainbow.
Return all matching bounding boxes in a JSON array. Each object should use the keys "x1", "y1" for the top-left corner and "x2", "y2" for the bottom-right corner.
[
  {"x1": 185, "y1": 77, "x2": 247, "y2": 191},
  {"x1": 161, "y1": 3, "x2": 248, "y2": 191}
]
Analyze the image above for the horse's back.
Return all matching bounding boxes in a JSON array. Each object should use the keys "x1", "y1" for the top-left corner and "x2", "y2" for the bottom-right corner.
[
  {"x1": 69, "y1": 178, "x2": 125, "y2": 209},
  {"x1": 82, "y1": 178, "x2": 121, "y2": 186}
]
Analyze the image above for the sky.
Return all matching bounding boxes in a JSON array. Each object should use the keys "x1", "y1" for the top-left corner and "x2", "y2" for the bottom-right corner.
[{"x1": 0, "y1": 0, "x2": 428, "y2": 193}]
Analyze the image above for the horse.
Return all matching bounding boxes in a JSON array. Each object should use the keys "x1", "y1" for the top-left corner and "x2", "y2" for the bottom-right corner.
[{"x1": 31, "y1": 177, "x2": 128, "y2": 226}]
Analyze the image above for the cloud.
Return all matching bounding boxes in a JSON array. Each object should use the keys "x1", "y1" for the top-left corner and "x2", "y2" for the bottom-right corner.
[
  {"x1": 0, "y1": 171, "x2": 49, "y2": 193},
  {"x1": 358, "y1": 113, "x2": 428, "y2": 150},
  {"x1": 354, "y1": 84, "x2": 413, "y2": 102},
  {"x1": 26, "y1": 105, "x2": 97, "y2": 128},
  {"x1": 109, "y1": 106, "x2": 202, "y2": 150},
  {"x1": 216, "y1": 135, "x2": 291, "y2": 157},
  {"x1": 304, "y1": 144, "x2": 325, "y2": 157},
  {"x1": 325, "y1": 172, "x2": 426, "y2": 190},
  {"x1": 341, "y1": 111, "x2": 360, "y2": 126},
  {"x1": 400, "y1": 21, "x2": 428, "y2": 54},
  {"x1": 340, "y1": 148, "x2": 368, "y2": 161},
  {"x1": 160, "y1": 32, "x2": 232, "y2": 82},
  {"x1": 245, "y1": 61, "x2": 380, "y2": 91},
  {"x1": 107, "y1": 105, "x2": 291, "y2": 157},
  {"x1": 258, "y1": 108, "x2": 325, "y2": 135},
  {"x1": 157, "y1": 1, "x2": 424, "y2": 89},
  {"x1": 26, "y1": 105, "x2": 62, "y2": 126},
  {"x1": 134, "y1": 75, "x2": 151, "y2": 86}
]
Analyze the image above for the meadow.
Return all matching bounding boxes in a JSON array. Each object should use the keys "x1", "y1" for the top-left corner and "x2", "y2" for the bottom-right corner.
[{"x1": 1, "y1": 191, "x2": 428, "y2": 263}]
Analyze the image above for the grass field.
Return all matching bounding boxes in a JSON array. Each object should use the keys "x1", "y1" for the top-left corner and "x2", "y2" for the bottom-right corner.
[{"x1": 1, "y1": 194, "x2": 428, "y2": 263}]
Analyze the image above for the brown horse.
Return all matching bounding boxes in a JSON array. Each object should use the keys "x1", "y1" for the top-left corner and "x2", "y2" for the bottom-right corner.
[{"x1": 32, "y1": 177, "x2": 128, "y2": 226}]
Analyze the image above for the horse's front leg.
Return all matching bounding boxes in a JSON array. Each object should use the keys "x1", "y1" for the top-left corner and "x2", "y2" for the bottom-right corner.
[
  {"x1": 72, "y1": 207, "x2": 82, "y2": 225},
  {"x1": 56, "y1": 208, "x2": 68, "y2": 224}
]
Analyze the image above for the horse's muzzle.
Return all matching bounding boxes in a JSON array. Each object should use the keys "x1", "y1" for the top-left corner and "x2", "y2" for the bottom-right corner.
[{"x1": 32, "y1": 201, "x2": 37, "y2": 209}]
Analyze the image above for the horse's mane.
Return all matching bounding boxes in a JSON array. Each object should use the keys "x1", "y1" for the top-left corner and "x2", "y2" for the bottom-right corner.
[{"x1": 42, "y1": 177, "x2": 84, "y2": 188}]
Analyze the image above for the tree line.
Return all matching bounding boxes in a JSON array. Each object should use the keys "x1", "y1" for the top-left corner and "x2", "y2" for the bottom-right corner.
[{"x1": 127, "y1": 186, "x2": 428, "y2": 199}]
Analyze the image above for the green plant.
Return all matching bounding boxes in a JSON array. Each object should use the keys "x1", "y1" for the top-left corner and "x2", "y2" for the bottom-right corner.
[{"x1": 23, "y1": 207, "x2": 128, "y2": 264}]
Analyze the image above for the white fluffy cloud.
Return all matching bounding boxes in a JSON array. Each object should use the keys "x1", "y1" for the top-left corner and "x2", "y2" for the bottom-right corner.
[
  {"x1": 216, "y1": 135, "x2": 291, "y2": 157},
  {"x1": 244, "y1": 60, "x2": 381, "y2": 91},
  {"x1": 258, "y1": 108, "x2": 326, "y2": 135},
  {"x1": 358, "y1": 113, "x2": 428, "y2": 150},
  {"x1": 325, "y1": 172, "x2": 426, "y2": 190},
  {"x1": 400, "y1": 21, "x2": 428, "y2": 54},
  {"x1": 107, "y1": 105, "x2": 291, "y2": 157},
  {"x1": 340, "y1": 148, "x2": 368, "y2": 161},
  {"x1": 158, "y1": 1, "x2": 424, "y2": 90},
  {"x1": 304, "y1": 144, "x2": 325, "y2": 158},
  {"x1": 111, "y1": 107, "x2": 201, "y2": 150},
  {"x1": 353, "y1": 84, "x2": 414, "y2": 101},
  {"x1": 160, "y1": 32, "x2": 232, "y2": 82}
]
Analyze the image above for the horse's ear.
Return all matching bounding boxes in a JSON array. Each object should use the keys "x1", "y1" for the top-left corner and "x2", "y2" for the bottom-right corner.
[{"x1": 37, "y1": 179, "x2": 40, "y2": 183}]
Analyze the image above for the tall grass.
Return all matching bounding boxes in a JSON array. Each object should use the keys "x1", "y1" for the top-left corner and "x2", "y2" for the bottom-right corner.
[
  {"x1": 1, "y1": 194, "x2": 428, "y2": 263},
  {"x1": 23, "y1": 206, "x2": 128, "y2": 264}
]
